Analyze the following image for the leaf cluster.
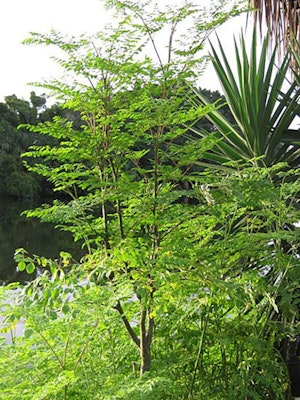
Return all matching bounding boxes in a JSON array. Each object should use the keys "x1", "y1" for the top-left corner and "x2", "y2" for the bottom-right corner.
[{"x1": 1, "y1": 1, "x2": 299, "y2": 399}]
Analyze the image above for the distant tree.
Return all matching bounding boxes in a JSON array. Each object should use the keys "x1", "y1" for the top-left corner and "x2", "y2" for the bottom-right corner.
[
  {"x1": 30, "y1": 91, "x2": 46, "y2": 111},
  {"x1": 0, "y1": 94, "x2": 67, "y2": 198},
  {"x1": 5, "y1": 95, "x2": 37, "y2": 125}
]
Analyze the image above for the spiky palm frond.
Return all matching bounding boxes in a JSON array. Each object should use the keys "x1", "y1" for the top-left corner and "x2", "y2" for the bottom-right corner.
[{"x1": 190, "y1": 29, "x2": 300, "y2": 169}]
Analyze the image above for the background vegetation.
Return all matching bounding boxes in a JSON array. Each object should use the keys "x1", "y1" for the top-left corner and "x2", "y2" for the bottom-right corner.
[{"x1": 0, "y1": 0, "x2": 299, "y2": 399}]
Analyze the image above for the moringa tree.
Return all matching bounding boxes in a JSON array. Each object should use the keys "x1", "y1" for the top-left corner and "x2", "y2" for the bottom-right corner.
[
  {"x1": 19, "y1": 0, "x2": 243, "y2": 378},
  {"x1": 1, "y1": 2, "x2": 299, "y2": 399}
]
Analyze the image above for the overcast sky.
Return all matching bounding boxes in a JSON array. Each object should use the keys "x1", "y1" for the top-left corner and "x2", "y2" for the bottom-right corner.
[{"x1": 0, "y1": 0, "x2": 247, "y2": 102}]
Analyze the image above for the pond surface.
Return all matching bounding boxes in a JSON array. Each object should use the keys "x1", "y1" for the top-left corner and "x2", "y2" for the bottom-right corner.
[{"x1": 0, "y1": 197, "x2": 82, "y2": 284}]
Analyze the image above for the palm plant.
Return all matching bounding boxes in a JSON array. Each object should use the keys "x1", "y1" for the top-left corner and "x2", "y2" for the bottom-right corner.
[
  {"x1": 190, "y1": 29, "x2": 300, "y2": 169},
  {"x1": 249, "y1": 0, "x2": 300, "y2": 56},
  {"x1": 191, "y1": 29, "x2": 300, "y2": 395},
  {"x1": 291, "y1": 39, "x2": 300, "y2": 84}
]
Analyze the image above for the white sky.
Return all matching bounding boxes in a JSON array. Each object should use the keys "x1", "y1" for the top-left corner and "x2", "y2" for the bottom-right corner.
[{"x1": 0, "y1": 0, "x2": 247, "y2": 102}]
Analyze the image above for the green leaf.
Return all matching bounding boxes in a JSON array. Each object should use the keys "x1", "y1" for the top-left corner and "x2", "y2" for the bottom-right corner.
[
  {"x1": 62, "y1": 304, "x2": 70, "y2": 314},
  {"x1": 24, "y1": 328, "x2": 34, "y2": 339},
  {"x1": 26, "y1": 261, "x2": 36, "y2": 274},
  {"x1": 17, "y1": 260, "x2": 26, "y2": 272}
]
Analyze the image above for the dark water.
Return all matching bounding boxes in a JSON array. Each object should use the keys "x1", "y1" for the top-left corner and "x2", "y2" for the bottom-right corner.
[{"x1": 0, "y1": 197, "x2": 82, "y2": 284}]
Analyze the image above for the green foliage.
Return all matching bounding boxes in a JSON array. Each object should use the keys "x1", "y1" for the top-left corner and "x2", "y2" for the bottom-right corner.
[
  {"x1": 0, "y1": 1, "x2": 299, "y2": 399},
  {"x1": 1, "y1": 164, "x2": 299, "y2": 399},
  {"x1": 4, "y1": 94, "x2": 37, "y2": 125},
  {"x1": 19, "y1": 1, "x2": 224, "y2": 383},
  {"x1": 30, "y1": 91, "x2": 46, "y2": 110},
  {"x1": 0, "y1": 92, "x2": 67, "y2": 198},
  {"x1": 4, "y1": 170, "x2": 39, "y2": 199}
]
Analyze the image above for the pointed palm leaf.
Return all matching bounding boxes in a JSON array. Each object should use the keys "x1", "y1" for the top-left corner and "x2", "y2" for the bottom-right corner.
[{"x1": 191, "y1": 29, "x2": 300, "y2": 168}]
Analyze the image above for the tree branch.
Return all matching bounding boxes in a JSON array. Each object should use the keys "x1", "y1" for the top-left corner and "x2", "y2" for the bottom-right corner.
[
  {"x1": 146, "y1": 313, "x2": 154, "y2": 346},
  {"x1": 114, "y1": 301, "x2": 140, "y2": 348}
]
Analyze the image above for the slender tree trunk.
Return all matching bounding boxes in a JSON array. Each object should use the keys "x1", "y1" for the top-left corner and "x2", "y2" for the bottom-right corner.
[
  {"x1": 115, "y1": 301, "x2": 154, "y2": 376},
  {"x1": 140, "y1": 337, "x2": 151, "y2": 375},
  {"x1": 139, "y1": 306, "x2": 154, "y2": 376}
]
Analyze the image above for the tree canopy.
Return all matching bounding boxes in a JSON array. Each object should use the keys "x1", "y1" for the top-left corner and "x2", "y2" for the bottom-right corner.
[{"x1": 0, "y1": 1, "x2": 299, "y2": 399}]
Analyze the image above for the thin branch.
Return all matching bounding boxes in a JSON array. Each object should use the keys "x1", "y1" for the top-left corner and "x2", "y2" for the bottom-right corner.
[
  {"x1": 167, "y1": 5, "x2": 187, "y2": 64},
  {"x1": 114, "y1": 301, "x2": 140, "y2": 348},
  {"x1": 108, "y1": 157, "x2": 125, "y2": 240},
  {"x1": 136, "y1": 13, "x2": 165, "y2": 76},
  {"x1": 188, "y1": 309, "x2": 210, "y2": 399},
  {"x1": 37, "y1": 331, "x2": 64, "y2": 369},
  {"x1": 160, "y1": 213, "x2": 198, "y2": 241},
  {"x1": 168, "y1": 23, "x2": 177, "y2": 64},
  {"x1": 63, "y1": 334, "x2": 71, "y2": 369},
  {"x1": 74, "y1": 319, "x2": 100, "y2": 371},
  {"x1": 146, "y1": 313, "x2": 154, "y2": 345}
]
